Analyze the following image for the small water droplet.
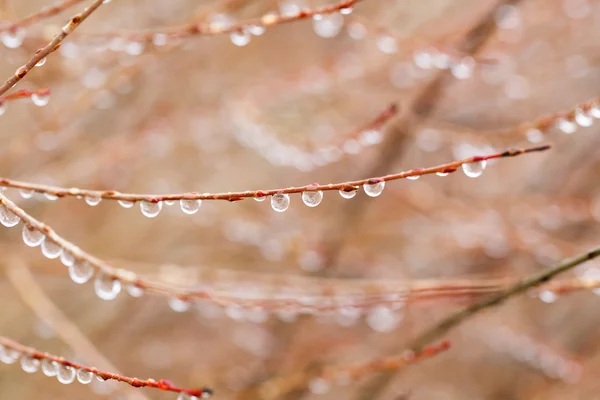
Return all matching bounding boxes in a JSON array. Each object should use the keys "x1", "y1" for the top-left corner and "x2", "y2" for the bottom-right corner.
[
  {"x1": 301, "y1": 190, "x2": 323, "y2": 207},
  {"x1": 254, "y1": 195, "x2": 266, "y2": 202},
  {"x1": 271, "y1": 193, "x2": 290, "y2": 212},
  {"x1": 590, "y1": 104, "x2": 600, "y2": 119},
  {"x1": 117, "y1": 199, "x2": 134, "y2": 208},
  {"x1": 406, "y1": 175, "x2": 420, "y2": 180},
  {"x1": 44, "y1": 193, "x2": 58, "y2": 201},
  {"x1": 1, "y1": 28, "x2": 25, "y2": 48},
  {"x1": 22, "y1": 225, "x2": 44, "y2": 247},
  {"x1": 77, "y1": 369, "x2": 94, "y2": 384},
  {"x1": 248, "y1": 25, "x2": 265, "y2": 35},
  {"x1": 451, "y1": 57, "x2": 475, "y2": 80},
  {"x1": 168, "y1": 297, "x2": 191, "y2": 312},
  {"x1": 231, "y1": 30, "x2": 251, "y2": 46},
  {"x1": 526, "y1": 128, "x2": 543, "y2": 143},
  {"x1": 313, "y1": 13, "x2": 344, "y2": 38},
  {"x1": 340, "y1": 6, "x2": 353, "y2": 14},
  {"x1": 0, "y1": 205, "x2": 20, "y2": 227},
  {"x1": 19, "y1": 189, "x2": 34, "y2": 198},
  {"x1": 556, "y1": 118, "x2": 577, "y2": 134},
  {"x1": 35, "y1": 57, "x2": 46, "y2": 67},
  {"x1": 164, "y1": 199, "x2": 175, "y2": 206},
  {"x1": 177, "y1": 393, "x2": 191, "y2": 400},
  {"x1": 0, "y1": 346, "x2": 20, "y2": 364},
  {"x1": 366, "y1": 306, "x2": 401, "y2": 332},
  {"x1": 376, "y1": 35, "x2": 397, "y2": 54},
  {"x1": 21, "y1": 356, "x2": 40, "y2": 373},
  {"x1": 363, "y1": 181, "x2": 385, "y2": 197},
  {"x1": 56, "y1": 365, "x2": 76, "y2": 384},
  {"x1": 31, "y1": 92, "x2": 50, "y2": 107},
  {"x1": 539, "y1": 290, "x2": 558, "y2": 303},
  {"x1": 41, "y1": 359, "x2": 58, "y2": 376},
  {"x1": 126, "y1": 283, "x2": 144, "y2": 297},
  {"x1": 94, "y1": 274, "x2": 121, "y2": 300},
  {"x1": 180, "y1": 199, "x2": 201, "y2": 214},
  {"x1": 436, "y1": 171, "x2": 449, "y2": 177},
  {"x1": 339, "y1": 188, "x2": 357, "y2": 199},
  {"x1": 85, "y1": 196, "x2": 102, "y2": 206},
  {"x1": 41, "y1": 239, "x2": 62, "y2": 259},
  {"x1": 140, "y1": 201, "x2": 162, "y2": 218},
  {"x1": 308, "y1": 377, "x2": 330, "y2": 394},
  {"x1": 462, "y1": 160, "x2": 487, "y2": 178},
  {"x1": 60, "y1": 250, "x2": 75, "y2": 267},
  {"x1": 69, "y1": 261, "x2": 94, "y2": 284},
  {"x1": 574, "y1": 108, "x2": 593, "y2": 127}
]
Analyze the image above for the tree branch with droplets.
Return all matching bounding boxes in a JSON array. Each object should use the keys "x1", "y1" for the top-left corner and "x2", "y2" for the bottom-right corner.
[{"x1": 0, "y1": 336, "x2": 213, "y2": 398}]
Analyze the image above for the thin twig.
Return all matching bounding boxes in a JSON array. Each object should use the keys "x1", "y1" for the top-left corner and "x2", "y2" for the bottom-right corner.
[
  {"x1": 0, "y1": 0, "x2": 85, "y2": 32},
  {"x1": 0, "y1": 88, "x2": 50, "y2": 104},
  {"x1": 0, "y1": 144, "x2": 551, "y2": 203},
  {"x1": 0, "y1": 0, "x2": 105, "y2": 97},
  {"x1": 0, "y1": 336, "x2": 213, "y2": 397}
]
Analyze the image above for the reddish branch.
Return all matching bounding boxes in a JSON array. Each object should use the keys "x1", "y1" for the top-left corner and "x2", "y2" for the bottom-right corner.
[
  {"x1": 0, "y1": 88, "x2": 50, "y2": 104},
  {"x1": 0, "y1": 336, "x2": 213, "y2": 397},
  {"x1": 0, "y1": 0, "x2": 86, "y2": 32},
  {"x1": 0, "y1": 0, "x2": 106, "y2": 97},
  {"x1": 0, "y1": 144, "x2": 550, "y2": 203}
]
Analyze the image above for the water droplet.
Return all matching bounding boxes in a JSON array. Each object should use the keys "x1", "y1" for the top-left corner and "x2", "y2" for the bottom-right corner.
[
  {"x1": 0, "y1": 205, "x2": 20, "y2": 227},
  {"x1": 366, "y1": 306, "x2": 401, "y2": 332},
  {"x1": 575, "y1": 108, "x2": 593, "y2": 127},
  {"x1": 313, "y1": 13, "x2": 344, "y2": 38},
  {"x1": 21, "y1": 356, "x2": 40, "y2": 373},
  {"x1": 340, "y1": 6, "x2": 353, "y2": 14},
  {"x1": 413, "y1": 49, "x2": 433, "y2": 69},
  {"x1": 308, "y1": 377, "x2": 330, "y2": 394},
  {"x1": 60, "y1": 250, "x2": 75, "y2": 267},
  {"x1": 462, "y1": 160, "x2": 487, "y2": 178},
  {"x1": 0, "y1": 346, "x2": 20, "y2": 364},
  {"x1": 376, "y1": 35, "x2": 397, "y2": 54},
  {"x1": 1, "y1": 28, "x2": 25, "y2": 48},
  {"x1": 85, "y1": 196, "x2": 102, "y2": 206},
  {"x1": 117, "y1": 199, "x2": 134, "y2": 208},
  {"x1": 0, "y1": 101, "x2": 6, "y2": 116},
  {"x1": 41, "y1": 239, "x2": 62, "y2": 259},
  {"x1": 301, "y1": 190, "x2": 323, "y2": 207},
  {"x1": 526, "y1": 128, "x2": 543, "y2": 143},
  {"x1": 180, "y1": 199, "x2": 201, "y2": 214},
  {"x1": 177, "y1": 393, "x2": 191, "y2": 400},
  {"x1": 94, "y1": 274, "x2": 121, "y2": 300},
  {"x1": 363, "y1": 181, "x2": 385, "y2": 197},
  {"x1": 436, "y1": 172, "x2": 449, "y2": 177},
  {"x1": 41, "y1": 359, "x2": 58, "y2": 376},
  {"x1": 44, "y1": 193, "x2": 59, "y2": 201},
  {"x1": 19, "y1": 189, "x2": 34, "y2": 198},
  {"x1": 140, "y1": 201, "x2": 162, "y2": 218},
  {"x1": 77, "y1": 369, "x2": 94, "y2": 384},
  {"x1": 556, "y1": 118, "x2": 577, "y2": 134},
  {"x1": 22, "y1": 225, "x2": 44, "y2": 247},
  {"x1": 126, "y1": 283, "x2": 144, "y2": 297},
  {"x1": 57, "y1": 365, "x2": 76, "y2": 384},
  {"x1": 31, "y1": 92, "x2": 50, "y2": 107},
  {"x1": 539, "y1": 290, "x2": 558, "y2": 303},
  {"x1": 339, "y1": 188, "x2": 357, "y2": 198},
  {"x1": 590, "y1": 104, "x2": 600, "y2": 119},
  {"x1": 271, "y1": 193, "x2": 290, "y2": 212},
  {"x1": 407, "y1": 175, "x2": 420, "y2": 180},
  {"x1": 35, "y1": 57, "x2": 46, "y2": 67},
  {"x1": 248, "y1": 25, "x2": 265, "y2": 36},
  {"x1": 164, "y1": 200, "x2": 175, "y2": 206},
  {"x1": 451, "y1": 57, "x2": 475, "y2": 80},
  {"x1": 359, "y1": 129, "x2": 383, "y2": 146},
  {"x1": 125, "y1": 41, "x2": 144, "y2": 56},
  {"x1": 168, "y1": 297, "x2": 191, "y2": 312},
  {"x1": 254, "y1": 195, "x2": 266, "y2": 202},
  {"x1": 231, "y1": 30, "x2": 251, "y2": 46},
  {"x1": 69, "y1": 261, "x2": 94, "y2": 284}
]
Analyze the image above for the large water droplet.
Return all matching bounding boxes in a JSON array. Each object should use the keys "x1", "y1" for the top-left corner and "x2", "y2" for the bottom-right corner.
[
  {"x1": 0, "y1": 346, "x2": 20, "y2": 364},
  {"x1": 77, "y1": 369, "x2": 94, "y2": 384},
  {"x1": 462, "y1": 160, "x2": 487, "y2": 178},
  {"x1": 41, "y1": 359, "x2": 58, "y2": 376},
  {"x1": 231, "y1": 31, "x2": 250, "y2": 46},
  {"x1": 180, "y1": 199, "x2": 201, "y2": 214},
  {"x1": 271, "y1": 193, "x2": 290, "y2": 212},
  {"x1": 22, "y1": 225, "x2": 44, "y2": 247},
  {"x1": 117, "y1": 199, "x2": 134, "y2": 208},
  {"x1": 19, "y1": 189, "x2": 34, "y2": 198},
  {"x1": 57, "y1": 365, "x2": 76, "y2": 384},
  {"x1": 366, "y1": 306, "x2": 401, "y2": 332},
  {"x1": 69, "y1": 261, "x2": 94, "y2": 284},
  {"x1": 575, "y1": 108, "x2": 593, "y2": 127},
  {"x1": 140, "y1": 201, "x2": 162, "y2": 218},
  {"x1": 0, "y1": 205, "x2": 20, "y2": 227},
  {"x1": 313, "y1": 13, "x2": 344, "y2": 38},
  {"x1": 85, "y1": 196, "x2": 102, "y2": 206},
  {"x1": 21, "y1": 355, "x2": 40, "y2": 373},
  {"x1": 339, "y1": 188, "x2": 357, "y2": 198},
  {"x1": 41, "y1": 239, "x2": 63, "y2": 259},
  {"x1": 301, "y1": 190, "x2": 323, "y2": 207},
  {"x1": 31, "y1": 92, "x2": 50, "y2": 107},
  {"x1": 94, "y1": 274, "x2": 121, "y2": 300},
  {"x1": 1, "y1": 28, "x2": 25, "y2": 48},
  {"x1": 363, "y1": 181, "x2": 385, "y2": 197}
]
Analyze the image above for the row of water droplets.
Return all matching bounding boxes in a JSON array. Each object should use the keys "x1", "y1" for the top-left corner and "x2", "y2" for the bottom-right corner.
[
  {"x1": 525, "y1": 103, "x2": 600, "y2": 144},
  {"x1": 0, "y1": 344, "x2": 98, "y2": 385}
]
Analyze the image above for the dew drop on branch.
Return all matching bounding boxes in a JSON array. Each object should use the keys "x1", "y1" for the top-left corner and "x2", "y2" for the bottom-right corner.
[
  {"x1": 44, "y1": 193, "x2": 59, "y2": 201},
  {"x1": 462, "y1": 160, "x2": 487, "y2": 178},
  {"x1": 556, "y1": 118, "x2": 577, "y2": 134},
  {"x1": 0, "y1": 205, "x2": 20, "y2": 227},
  {"x1": 575, "y1": 108, "x2": 593, "y2": 127},
  {"x1": 169, "y1": 297, "x2": 191, "y2": 312},
  {"x1": 526, "y1": 128, "x2": 543, "y2": 143},
  {"x1": 407, "y1": 175, "x2": 420, "y2": 180},
  {"x1": 117, "y1": 199, "x2": 134, "y2": 208},
  {"x1": 41, "y1": 239, "x2": 62, "y2": 259},
  {"x1": 31, "y1": 92, "x2": 50, "y2": 107},
  {"x1": 231, "y1": 31, "x2": 251, "y2": 47},
  {"x1": 539, "y1": 290, "x2": 558, "y2": 303},
  {"x1": 180, "y1": 199, "x2": 202, "y2": 215},
  {"x1": 271, "y1": 193, "x2": 290, "y2": 212},
  {"x1": 126, "y1": 283, "x2": 144, "y2": 297},
  {"x1": 41, "y1": 359, "x2": 58, "y2": 376},
  {"x1": 0, "y1": 346, "x2": 20, "y2": 364},
  {"x1": 339, "y1": 188, "x2": 357, "y2": 199},
  {"x1": 363, "y1": 181, "x2": 385, "y2": 197},
  {"x1": 56, "y1": 365, "x2": 76, "y2": 384},
  {"x1": 20, "y1": 356, "x2": 40, "y2": 373},
  {"x1": 69, "y1": 261, "x2": 94, "y2": 284},
  {"x1": 77, "y1": 369, "x2": 94, "y2": 384},
  {"x1": 254, "y1": 195, "x2": 266, "y2": 202},
  {"x1": 366, "y1": 306, "x2": 402, "y2": 332},
  {"x1": 19, "y1": 189, "x2": 34, "y2": 199},
  {"x1": 94, "y1": 274, "x2": 122, "y2": 300},
  {"x1": 85, "y1": 196, "x2": 102, "y2": 206},
  {"x1": 313, "y1": 13, "x2": 344, "y2": 38},
  {"x1": 436, "y1": 172, "x2": 449, "y2": 177},
  {"x1": 0, "y1": 28, "x2": 25, "y2": 48},
  {"x1": 140, "y1": 201, "x2": 162, "y2": 218},
  {"x1": 60, "y1": 251, "x2": 75, "y2": 267},
  {"x1": 35, "y1": 57, "x2": 46, "y2": 67},
  {"x1": 301, "y1": 190, "x2": 323, "y2": 207},
  {"x1": 22, "y1": 225, "x2": 44, "y2": 247},
  {"x1": 164, "y1": 199, "x2": 175, "y2": 206}
]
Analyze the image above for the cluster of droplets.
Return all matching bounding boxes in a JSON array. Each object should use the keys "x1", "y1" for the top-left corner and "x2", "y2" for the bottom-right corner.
[
  {"x1": 0, "y1": 345, "x2": 99, "y2": 385},
  {"x1": 525, "y1": 102, "x2": 600, "y2": 143}
]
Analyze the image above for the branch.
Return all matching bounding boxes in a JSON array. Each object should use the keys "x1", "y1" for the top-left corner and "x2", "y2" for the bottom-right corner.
[
  {"x1": 0, "y1": 336, "x2": 213, "y2": 398},
  {"x1": 0, "y1": 0, "x2": 85, "y2": 32},
  {"x1": 0, "y1": 144, "x2": 550, "y2": 204},
  {"x1": 0, "y1": 88, "x2": 50, "y2": 106},
  {"x1": 0, "y1": 0, "x2": 106, "y2": 97}
]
